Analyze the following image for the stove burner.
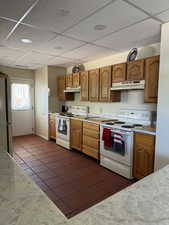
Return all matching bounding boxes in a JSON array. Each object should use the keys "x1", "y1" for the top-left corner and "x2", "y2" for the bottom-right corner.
[
  {"x1": 59, "y1": 113, "x2": 74, "y2": 117},
  {"x1": 114, "y1": 121, "x2": 125, "y2": 124},
  {"x1": 133, "y1": 124, "x2": 143, "y2": 127},
  {"x1": 122, "y1": 125, "x2": 134, "y2": 129},
  {"x1": 106, "y1": 122, "x2": 115, "y2": 125}
]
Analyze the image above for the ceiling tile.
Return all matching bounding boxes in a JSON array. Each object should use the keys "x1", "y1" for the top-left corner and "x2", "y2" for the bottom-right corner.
[
  {"x1": 0, "y1": 0, "x2": 36, "y2": 20},
  {"x1": 128, "y1": 0, "x2": 169, "y2": 15},
  {"x1": 4, "y1": 24, "x2": 57, "y2": 50},
  {"x1": 0, "y1": 46, "x2": 27, "y2": 58},
  {"x1": 48, "y1": 56, "x2": 79, "y2": 66},
  {"x1": 23, "y1": 0, "x2": 111, "y2": 33},
  {"x1": 95, "y1": 19, "x2": 161, "y2": 51},
  {"x1": 64, "y1": 0, "x2": 148, "y2": 42},
  {"x1": 156, "y1": 9, "x2": 169, "y2": 22},
  {"x1": 62, "y1": 44, "x2": 115, "y2": 61},
  {"x1": 15, "y1": 51, "x2": 55, "y2": 65},
  {"x1": 0, "y1": 18, "x2": 16, "y2": 41},
  {"x1": 36, "y1": 35, "x2": 85, "y2": 55}
]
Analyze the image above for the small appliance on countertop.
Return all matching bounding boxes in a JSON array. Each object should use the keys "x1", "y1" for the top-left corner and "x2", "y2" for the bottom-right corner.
[{"x1": 100, "y1": 109, "x2": 152, "y2": 179}]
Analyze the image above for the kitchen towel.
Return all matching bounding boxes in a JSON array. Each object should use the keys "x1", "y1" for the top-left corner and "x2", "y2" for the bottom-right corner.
[
  {"x1": 102, "y1": 128, "x2": 112, "y2": 148},
  {"x1": 113, "y1": 131, "x2": 125, "y2": 156}
]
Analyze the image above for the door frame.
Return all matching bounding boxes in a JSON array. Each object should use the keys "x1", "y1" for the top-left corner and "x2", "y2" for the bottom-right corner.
[{"x1": 10, "y1": 78, "x2": 35, "y2": 136}]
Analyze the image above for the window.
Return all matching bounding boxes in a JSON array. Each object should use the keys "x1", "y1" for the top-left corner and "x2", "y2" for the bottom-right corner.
[{"x1": 11, "y1": 83, "x2": 31, "y2": 110}]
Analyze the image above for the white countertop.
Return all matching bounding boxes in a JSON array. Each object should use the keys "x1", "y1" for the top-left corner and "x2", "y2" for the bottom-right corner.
[{"x1": 0, "y1": 152, "x2": 168, "y2": 225}]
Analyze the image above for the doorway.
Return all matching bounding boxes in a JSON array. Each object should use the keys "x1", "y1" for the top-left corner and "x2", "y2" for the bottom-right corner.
[{"x1": 11, "y1": 79, "x2": 35, "y2": 136}]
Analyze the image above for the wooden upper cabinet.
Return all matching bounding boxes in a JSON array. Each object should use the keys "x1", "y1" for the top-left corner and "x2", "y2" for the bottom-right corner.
[
  {"x1": 80, "y1": 71, "x2": 89, "y2": 101},
  {"x1": 127, "y1": 59, "x2": 145, "y2": 81},
  {"x1": 89, "y1": 69, "x2": 99, "y2": 102},
  {"x1": 72, "y1": 73, "x2": 80, "y2": 87},
  {"x1": 57, "y1": 75, "x2": 66, "y2": 100},
  {"x1": 57, "y1": 75, "x2": 74, "y2": 101},
  {"x1": 66, "y1": 74, "x2": 73, "y2": 88},
  {"x1": 144, "y1": 56, "x2": 159, "y2": 103},
  {"x1": 99, "y1": 66, "x2": 111, "y2": 102},
  {"x1": 112, "y1": 63, "x2": 126, "y2": 82},
  {"x1": 133, "y1": 132, "x2": 155, "y2": 179}
]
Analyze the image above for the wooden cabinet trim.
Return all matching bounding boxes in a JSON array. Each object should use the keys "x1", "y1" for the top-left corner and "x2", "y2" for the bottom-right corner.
[{"x1": 112, "y1": 63, "x2": 126, "y2": 82}]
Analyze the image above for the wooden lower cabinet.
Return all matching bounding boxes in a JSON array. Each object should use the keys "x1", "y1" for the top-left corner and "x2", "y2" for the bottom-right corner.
[
  {"x1": 133, "y1": 132, "x2": 155, "y2": 179},
  {"x1": 70, "y1": 119, "x2": 83, "y2": 151},
  {"x1": 82, "y1": 122, "x2": 100, "y2": 160},
  {"x1": 49, "y1": 114, "x2": 56, "y2": 140}
]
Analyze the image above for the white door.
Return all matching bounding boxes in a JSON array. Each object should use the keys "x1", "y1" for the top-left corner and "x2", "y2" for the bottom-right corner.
[{"x1": 11, "y1": 79, "x2": 34, "y2": 136}]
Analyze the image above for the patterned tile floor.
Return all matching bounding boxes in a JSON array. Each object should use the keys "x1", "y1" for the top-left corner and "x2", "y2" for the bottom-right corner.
[{"x1": 13, "y1": 135, "x2": 134, "y2": 218}]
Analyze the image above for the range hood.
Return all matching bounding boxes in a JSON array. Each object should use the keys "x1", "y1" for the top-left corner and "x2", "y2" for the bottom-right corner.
[
  {"x1": 64, "y1": 86, "x2": 81, "y2": 93},
  {"x1": 111, "y1": 80, "x2": 145, "y2": 91}
]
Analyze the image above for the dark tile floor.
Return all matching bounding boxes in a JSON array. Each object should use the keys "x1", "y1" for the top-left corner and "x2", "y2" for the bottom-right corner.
[{"x1": 13, "y1": 135, "x2": 134, "y2": 218}]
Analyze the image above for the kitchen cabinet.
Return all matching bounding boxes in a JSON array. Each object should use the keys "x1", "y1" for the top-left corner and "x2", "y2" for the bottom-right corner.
[
  {"x1": 57, "y1": 75, "x2": 74, "y2": 101},
  {"x1": 127, "y1": 59, "x2": 144, "y2": 81},
  {"x1": 80, "y1": 71, "x2": 89, "y2": 101},
  {"x1": 72, "y1": 72, "x2": 80, "y2": 87},
  {"x1": 100, "y1": 66, "x2": 121, "y2": 102},
  {"x1": 112, "y1": 63, "x2": 126, "y2": 82},
  {"x1": 144, "y1": 56, "x2": 159, "y2": 103},
  {"x1": 49, "y1": 114, "x2": 56, "y2": 140},
  {"x1": 133, "y1": 132, "x2": 155, "y2": 179},
  {"x1": 82, "y1": 121, "x2": 100, "y2": 160},
  {"x1": 89, "y1": 69, "x2": 100, "y2": 101},
  {"x1": 66, "y1": 74, "x2": 73, "y2": 88},
  {"x1": 70, "y1": 119, "x2": 83, "y2": 151}
]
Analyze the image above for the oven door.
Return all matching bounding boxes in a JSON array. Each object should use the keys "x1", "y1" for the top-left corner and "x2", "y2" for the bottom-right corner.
[
  {"x1": 100, "y1": 126, "x2": 133, "y2": 166},
  {"x1": 56, "y1": 117, "x2": 70, "y2": 141}
]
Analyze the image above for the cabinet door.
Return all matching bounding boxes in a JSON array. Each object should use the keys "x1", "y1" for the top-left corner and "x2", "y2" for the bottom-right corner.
[
  {"x1": 80, "y1": 71, "x2": 89, "y2": 101},
  {"x1": 57, "y1": 75, "x2": 66, "y2": 100},
  {"x1": 89, "y1": 69, "x2": 99, "y2": 101},
  {"x1": 73, "y1": 73, "x2": 80, "y2": 87},
  {"x1": 70, "y1": 119, "x2": 82, "y2": 151},
  {"x1": 49, "y1": 117, "x2": 56, "y2": 139},
  {"x1": 66, "y1": 74, "x2": 73, "y2": 88},
  {"x1": 144, "y1": 56, "x2": 159, "y2": 103},
  {"x1": 127, "y1": 59, "x2": 144, "y2": 80},
  {"x1": 99, "y1": 66, "x2": 111, "y2": 102},
  {"x1": 112, "y1": 63, "x2": 126, "y2": 82},
  {"x1": 133, "y1": 133, "x2": 155, "y2": 179}
]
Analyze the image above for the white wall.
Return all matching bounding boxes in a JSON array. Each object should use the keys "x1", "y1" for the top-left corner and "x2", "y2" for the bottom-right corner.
[
  {"x1": 0, "y1": 65, "x2": 34, "y2": 80},
  {"x1": 155, "y1": 23, "x2": 169, "y2": 170},
  {"x1": 66, "y1": 43, "x2": 160, "y2": 115},
  {"x1": 35, "y1": 66, "x2": 49, "y2": 140},
  {"x1": 48, "y1": 66, "x2": 66, "y2": 113}
]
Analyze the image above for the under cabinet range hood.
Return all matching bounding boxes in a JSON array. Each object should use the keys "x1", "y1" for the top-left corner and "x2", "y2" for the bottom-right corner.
[
  {"x1": 111, "y1": 80, "x2": 145, "y2": 91},
  {"x1": 64, "y1": 86, "x2": 81, "y2": 93}
]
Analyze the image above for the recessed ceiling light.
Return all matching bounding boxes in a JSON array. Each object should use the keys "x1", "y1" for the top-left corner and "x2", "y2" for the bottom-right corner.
[
  {"x1": 94, "y1": 25, "x2": 107, "y2": 31},
  {"x1": 21, "y1": 39, "x2": 32, "y2": 44}
]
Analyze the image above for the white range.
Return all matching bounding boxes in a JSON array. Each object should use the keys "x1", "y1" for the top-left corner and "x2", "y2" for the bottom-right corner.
[{"x1": 100, "y1": 109, "x2": 152, "y2": 179}]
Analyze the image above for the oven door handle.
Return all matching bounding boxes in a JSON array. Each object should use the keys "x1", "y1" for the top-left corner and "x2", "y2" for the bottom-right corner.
[{"x1": 110, "y1": 129, "x2": 132, "y2": 136}]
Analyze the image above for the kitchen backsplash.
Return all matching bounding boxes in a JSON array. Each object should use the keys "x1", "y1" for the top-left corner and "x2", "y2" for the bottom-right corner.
[{"x1": 66, "y1": 91, "x2": 157, "y2": 116}]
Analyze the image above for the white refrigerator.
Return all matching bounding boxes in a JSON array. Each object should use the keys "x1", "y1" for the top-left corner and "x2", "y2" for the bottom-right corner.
[{"x1": 0, "y1": 75, "x2": 13, "y2": 155}]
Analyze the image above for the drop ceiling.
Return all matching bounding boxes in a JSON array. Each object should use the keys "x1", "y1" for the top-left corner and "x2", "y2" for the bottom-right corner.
[{"x1": 0, "y1": 0, "x2": 167, "y2": 70}]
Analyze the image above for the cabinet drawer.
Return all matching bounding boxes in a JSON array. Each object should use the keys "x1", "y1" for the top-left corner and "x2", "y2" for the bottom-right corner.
[
  {"x1": 71, "y1": 119, "x2": 82, "y2": 128},
  {"x1": 83, "y1": 135, "x2": 99, "y2": 149},
  {"x1": 49, "y1": 114, "x2": 56, "y2": 120},
  {"x1": 83, "y1": 128, "x2": 99, "y2": 139},
  {"x1": 83, "y1": 122, "x2": 99, "y2": 131},
  {"x1": 83, "y1": 145, "x2": 99, "y2": 160}
]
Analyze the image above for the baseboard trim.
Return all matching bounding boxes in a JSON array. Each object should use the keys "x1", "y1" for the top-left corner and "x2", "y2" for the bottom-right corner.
[{"x1": 36, "y1": 134, "x2": 49, "y2": 140}]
